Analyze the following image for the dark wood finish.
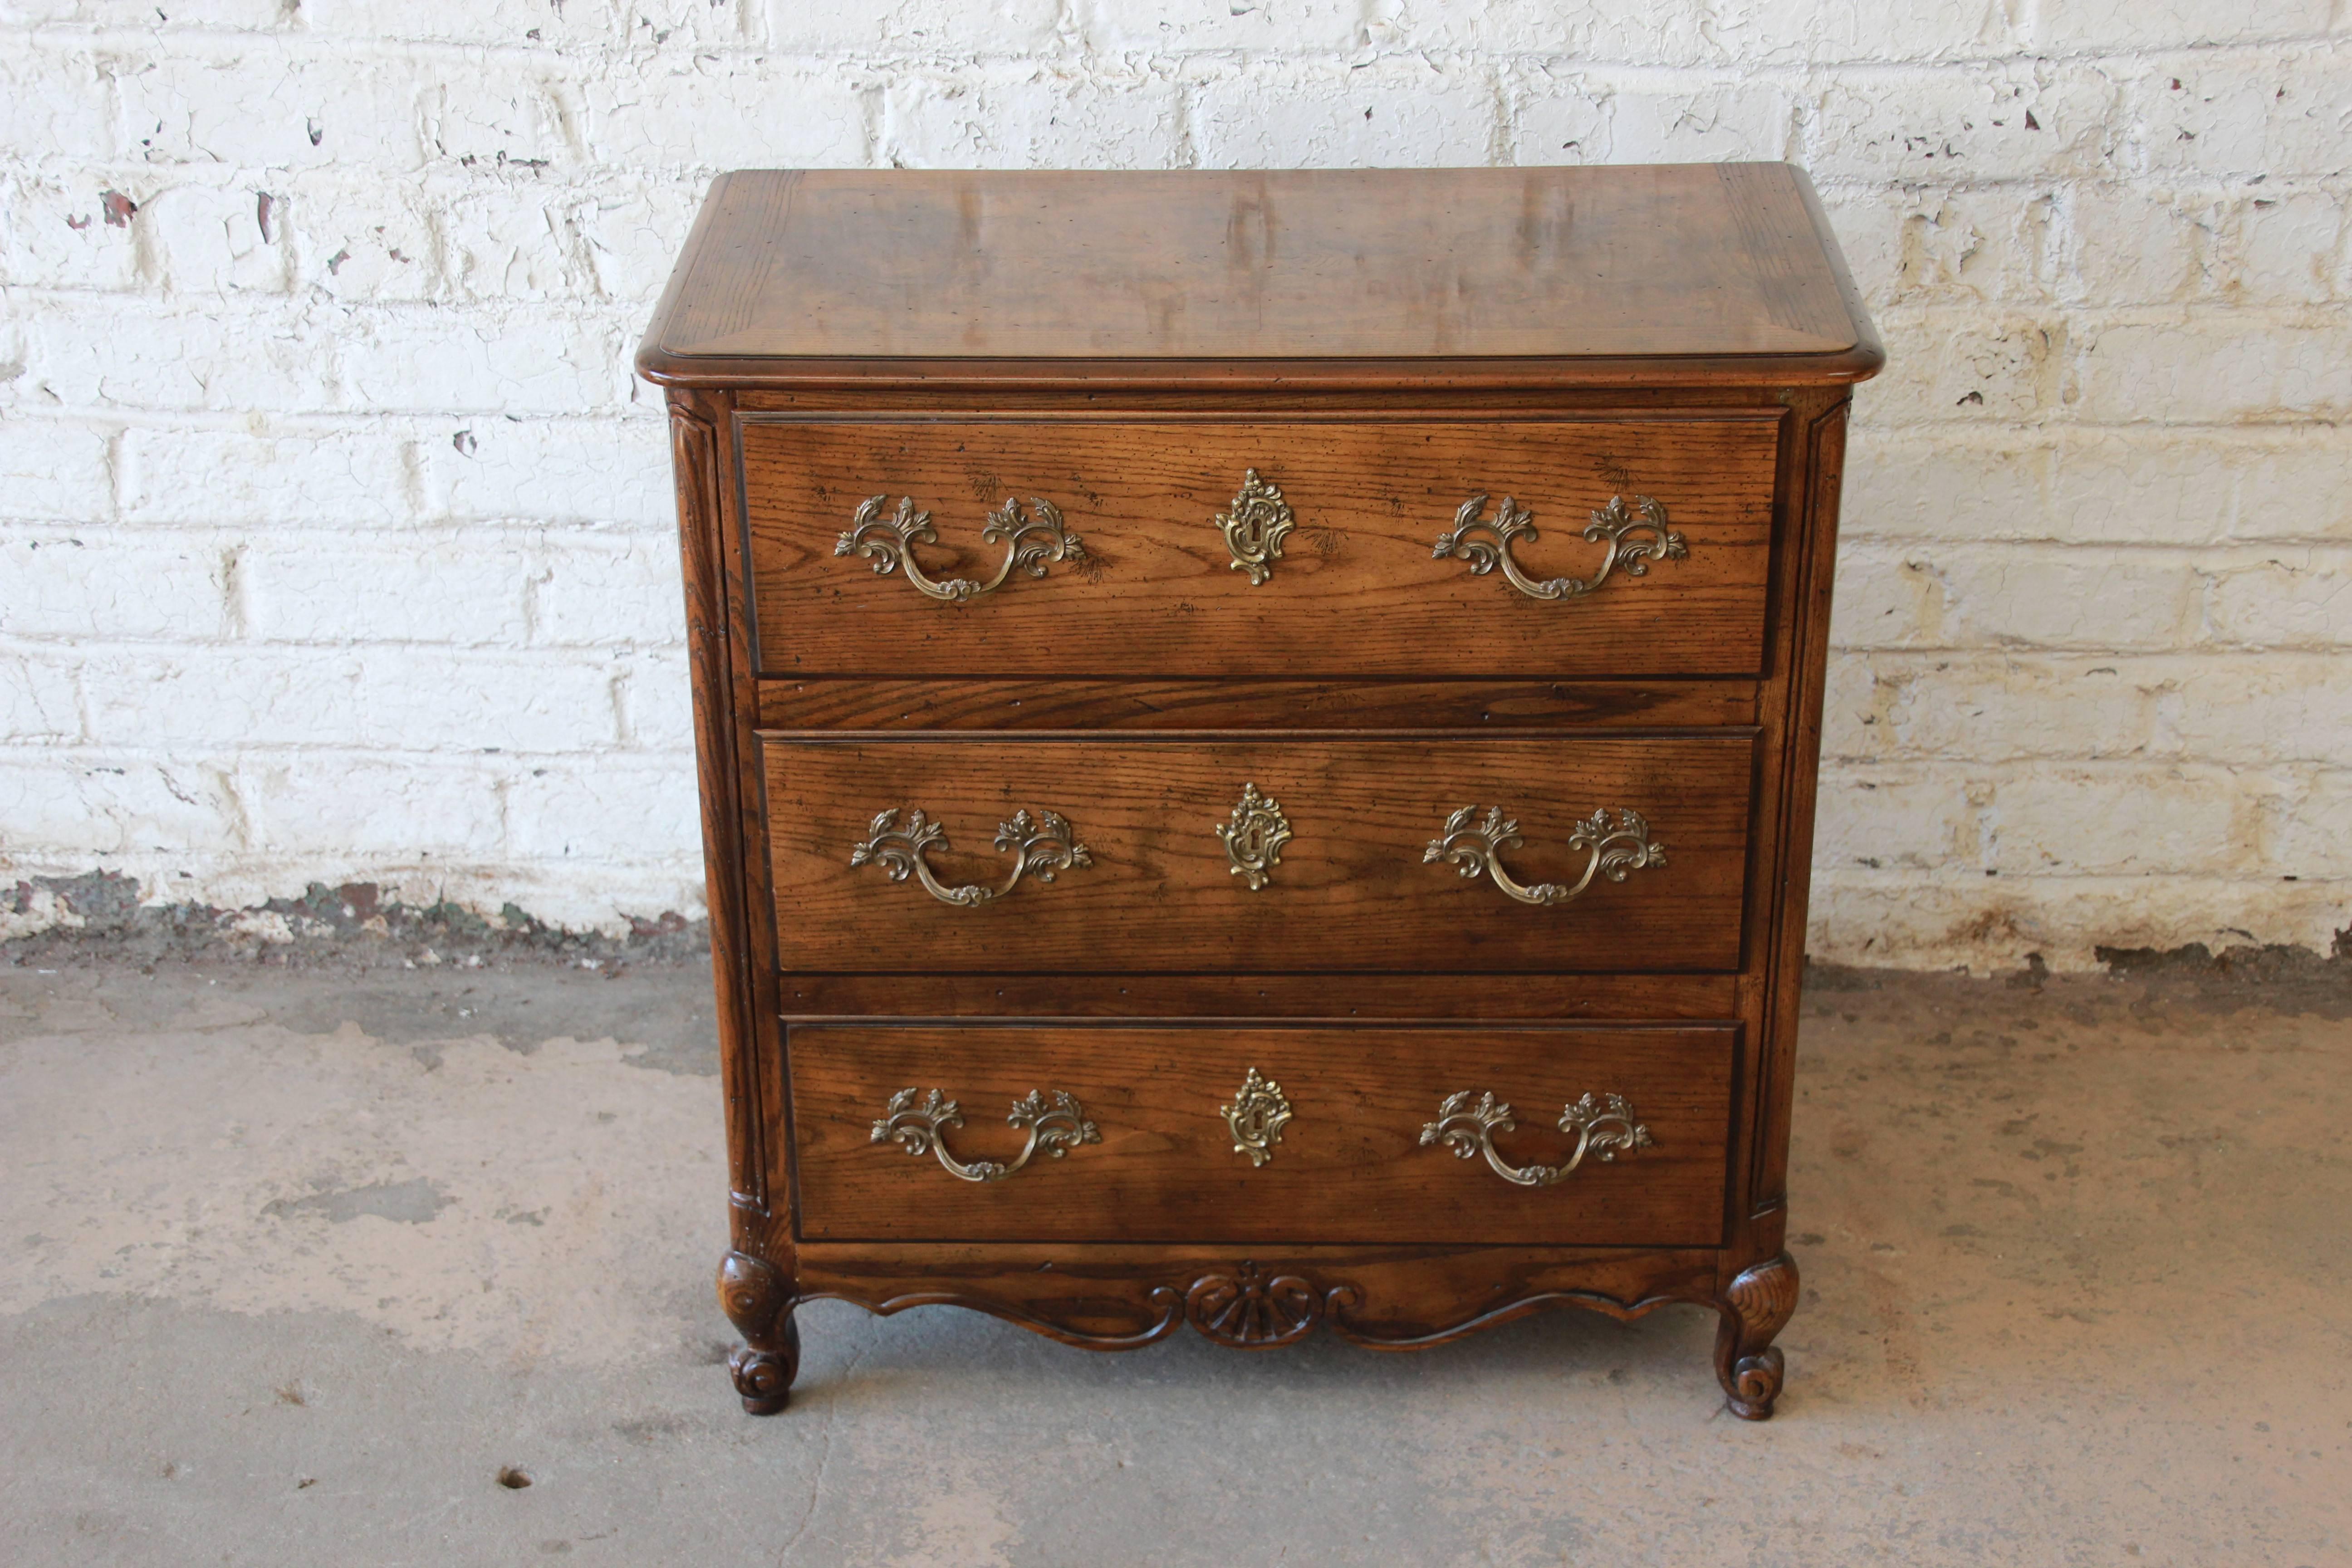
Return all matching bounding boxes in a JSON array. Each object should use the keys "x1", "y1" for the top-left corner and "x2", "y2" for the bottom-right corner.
[
  {"x1": 764, "y1": 734, "x2": 1752, "y2": 973},
  {"x1": 793, "y1": 1241, "x2": 1726, "y2": 1351},
  {"x1": 792, "y1": 1024, "x2": 1734, "y2": 1246},
  {"x1": 780, "y1": 971, "x2": 1739, "y2": 1019},
  {"x1": 640, "y1": 166, "x2": 1871, "y2": 368},
  {"x1": 644, "y1": 165, "x2": 1877, "y2": 1421},
  {"x1": 742, "y1": 416, "x2": 1778, "y2": 679},
  {"x1": 757, "y1": 677, "x2": 1758, "y2": 732}
]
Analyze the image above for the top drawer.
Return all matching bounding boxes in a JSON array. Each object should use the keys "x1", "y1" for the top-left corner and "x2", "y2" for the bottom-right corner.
[{"x1": 740, "y1": 417, "x2": 1780, "y2": 680}]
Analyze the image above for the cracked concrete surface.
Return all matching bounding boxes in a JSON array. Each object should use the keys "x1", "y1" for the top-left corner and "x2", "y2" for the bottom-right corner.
[{"x1": 2, "y1": 961, "x2": 2347, "y2": 1566}]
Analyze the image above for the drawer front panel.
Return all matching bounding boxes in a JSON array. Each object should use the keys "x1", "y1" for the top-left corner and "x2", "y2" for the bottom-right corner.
[
  {"x1": 742, "y1": 418, "x2": 1779, "y2": 679},
  {"x1": 765, "y1": 735, "x2": 1753, "y2": 974},
  {"x1": 791, "y1": 1024, "x2": 1736, "y2": 1246}
]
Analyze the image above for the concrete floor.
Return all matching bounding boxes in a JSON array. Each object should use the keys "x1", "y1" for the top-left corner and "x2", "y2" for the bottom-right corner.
[{"x1": 1, "y1": 959, "x2": 2346, "y2": 1567}]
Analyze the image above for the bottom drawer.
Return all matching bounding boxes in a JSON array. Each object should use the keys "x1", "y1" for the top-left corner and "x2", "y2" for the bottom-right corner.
[{"x1": 789, "y1": 1024, "x2": 1735, "y2": 1247}]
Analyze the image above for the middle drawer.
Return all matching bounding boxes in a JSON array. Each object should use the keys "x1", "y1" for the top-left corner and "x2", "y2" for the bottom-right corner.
[{"x1": 764, "y1": 734, "x2": 1754, "y2": 973}]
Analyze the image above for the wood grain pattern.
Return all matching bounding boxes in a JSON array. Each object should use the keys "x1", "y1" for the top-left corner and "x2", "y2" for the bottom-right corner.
[
  {"x1": 756, "y1": 677, "x2": 1758, "y2": 732},
  {"x1": 791, "y1": 1024, "x2": 1734, "y2": 1247},
  {"x1": 763, "y1": 734, "x2": 1754, "y2": 974},
  {"x1": 644, "y1": 166, "x2": 1865, "y2": 364},
  {"x1": 780, "y1": 971, "x2": 1740, "y2": 1020},
  {"x1": 743, "y1": 416, "x2": 1779, "y2": 679}
]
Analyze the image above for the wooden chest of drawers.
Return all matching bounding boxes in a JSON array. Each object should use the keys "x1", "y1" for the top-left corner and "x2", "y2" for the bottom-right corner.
[{"x1": 640, "y1": 165, "x2": 1880, "y2": 1419}]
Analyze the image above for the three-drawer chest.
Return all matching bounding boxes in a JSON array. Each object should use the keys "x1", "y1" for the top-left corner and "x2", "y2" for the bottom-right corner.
[{"x1": 640, "y1": 165, "x2": 1880, "y2": 1419}]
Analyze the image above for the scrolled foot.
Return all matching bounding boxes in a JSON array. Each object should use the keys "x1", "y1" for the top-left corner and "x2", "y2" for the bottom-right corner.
[
  {"x1": 729, "y1": 1316, "x2": 801, "y2": 1415},
  {"x1": 717, "y1": 1248, "x2": 800, "y2": 1416},
  {"x1": 1714, "y1": 1251, "x2": 1799, "y2": 1421}
]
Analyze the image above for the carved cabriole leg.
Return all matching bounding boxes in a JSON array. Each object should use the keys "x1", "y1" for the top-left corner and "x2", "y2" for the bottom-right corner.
[
  {"x1": 1713, "y1": 1251, "x2": 1799, "y2": 1420},
  {"x1": 719, "y1": 1250, "x2": 800, "y2": 1415}
]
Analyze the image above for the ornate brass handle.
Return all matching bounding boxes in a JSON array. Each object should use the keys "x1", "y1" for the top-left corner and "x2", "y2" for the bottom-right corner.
[
  {"x1": 1433, "y1": 493, "x2": 1686, "y2": 601},
  {"x1": 849, "y1": 807, "x2": 1090, "y2": 907},
  {"x1": 1420, "y1": 1091, "x2": 1655, "y2": 1187},
  {"x1": 835, "y1": 495, "x2": 1085, "y2": 603},
  {"x1": 1425, "y1": 804, "x2": 1664, "y2": 906},
  {"x1": 870, "y1": 1088, "x2": 1101, "y2": 1182}
]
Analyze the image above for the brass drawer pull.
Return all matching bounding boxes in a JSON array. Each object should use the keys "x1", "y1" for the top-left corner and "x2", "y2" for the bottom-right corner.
[
  {"x1": 850, "y1": 806, "x2": 1091, "y2": 907},
  {"x1": 836, "y1": 494, "x2": 1086, "y2": 603},
  {"x1": 871, "y1": 1088, "x2": 1101, "y2": 1182},
  {"x1": 1425, "y1": 804, "x2": 1664, "y2": 906},
  {"x1": 1434, "y1": 492, "x2": 1685, "y2": 601},
  {"x1": 1421, "y1": 1091, "x2": 1655, "y2": 1187}
]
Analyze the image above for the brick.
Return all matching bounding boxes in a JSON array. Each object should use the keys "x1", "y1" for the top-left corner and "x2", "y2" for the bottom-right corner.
[
  {"x1": 581, "y1": 57, "x2": 867, "y2": 169},
  {"x1": 21, "y1": 299, "x2": 342, "y2": 413},
  {"x1": 613, "y1": 651, "x2": 693, "y2": 751},
  {"x1": 79, "y1": 649, "x2": 622, "y2": 753},
  {"x1": 114, "y1": 49, "x2": 430, "y2": 172},
  {"x1": 1812, "y1": 767, "x2": 1980, "y2": 872},
  {"x1": 2269, "y1": 769, "x2": 2352, "y2": 875},
  {"x1": 1081, "y1": 0, "x2": 1357, "y2": 54},
  {"x1": 1817, "y1": 184, "x2": 2056, "y2": 309},
  {"x1": 0, "y1": 172, "x2": 142, "y2": 293},
  {"x1": 2202, "y1": 549, "x2": 2352, "y2": 648},
  {"x1": 2027, "y1": 0, "x2": 2335, "y2": 52},
  {"x1": 0, "y1": 652, "x2": 80, "y2": 742},
  {"x1": 2225, "y1": 431, "x2": 2352, "y2": 542},
  {"x1": 771, "y1": 0, "x2": 1062, "y2": 52},
  {"x1": 118, "y1": 425, "x2": 414, "y2": 526},
  {"x1": 1832, "y1": 542, "x2": 2201, "y2": 651},
  {"x1": 6, "y1": 0, "x2": 289, "y2": 24},
  {"x1": 505, "y1": 760, "x2": 696, "y2": 860},
  {"x1": 280, "y1": 176, "x2": 441, "y2": 302},
  {"x1": 1599, "y1": 72, "x2": 1795, "y2": 163},
  {"x1": 1824, "y1": 653, "x2": 2158, "y2": 763},
  {"x1": 440, "y1": 184, "x2": 602, "y2": 304},
  {"x1": 1857, "y1": 309, "x2": 2062, "y2": 426},
  {"x1": 882, "y1": 67, "x2": 1186, "y2": 169},
  {"x1": 1800, "y1": 64, "x2": 2124, "y2": 185},
  {"x1": 416, "y1": 416, "x2": 668, "y2": 526},
  {"x1": 142, "y1": 181, "x2": 293, "y2": 297},
  {"x1": 2068, "y1": 315, "x2": 2352, "y2": 424},
  {"x1": 241, "y1": 534, "x2": 533, "y2": 646},
  {"x1": 2047, "y1": 429, "x2": 2235, "y2": 546},
  {"x1": 243, "y1": 756, "x2": 506, "y2": 858},
  {"x1": 334, "y1": 306, "x2": 632, "y2": 416},
  {"x1": 1842, "y1": 429, "x2": 2052, "y2": 540},
  {"x1": 418, "y1": 66, "x2": 582, "y2": 172},
  {"x1": 1366, "y1": 0, "x2": 1712, "y2": 60},
  {"x1": 0, "y1": 45, "x2": 114, "y2": 160},
  {"x1": 1508, "y1": 66, "x2": 1793, "y2": 163},
  {"x1": 565, "y1": 178, "x2": 706, "y2": 307},
  {"x1": 2149, "y1": 655, "x2": 2352, "y2": 766},
  {"x1": 1988, "y1": 764, "x2": 2267, "y2": 877},
  {"x1": 0, "y1": 417, "x2": 112, "y2": 523},
  {"x1": 1193, "y1": 59, "x2": 1499, "y2": 169},
  {"x1": 2116, "y1": 47, "x2": 2352, "y2": 182},
  {"x1": 530, "y1": 537, "x2": 685, "y2": 648},
  {"x1": 301, "y1": 0, "x2": 621, "y2": 46},
  {"x1": 0, "y1": 531, "x2": 234, "y2": 642},
  {"x1": 1697, "y1": 0, "x2": 2024, "y2": 64},
  {"x1": 0, "y1": 756, "x2": 241, "y2": 857},
  {"x1": 2228, "y1": 188, "x2": 2347, "y2": 306},
  {"x1": 2048, "y1": 183, "x2": 2223, "y2": 306}
]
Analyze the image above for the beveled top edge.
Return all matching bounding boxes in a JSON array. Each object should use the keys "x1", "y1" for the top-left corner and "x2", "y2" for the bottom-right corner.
[{"x1": 637, "y1": 164, "x2": 1882, "y2": 383}]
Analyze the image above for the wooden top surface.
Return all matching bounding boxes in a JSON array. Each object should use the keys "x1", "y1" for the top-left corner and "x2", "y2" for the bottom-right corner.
[{"x1": 638, "y1": 165, "x2": 1880, "y2": 386}]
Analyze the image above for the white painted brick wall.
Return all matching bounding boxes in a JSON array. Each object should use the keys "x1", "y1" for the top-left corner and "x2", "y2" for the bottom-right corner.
[{"x1": 2, "y1": 0, "x2": 2347, "y2": 967}]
